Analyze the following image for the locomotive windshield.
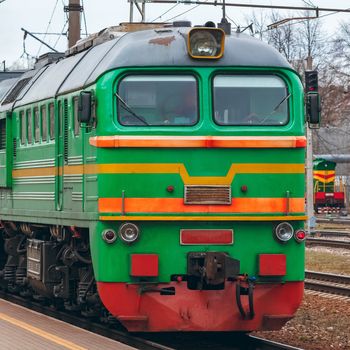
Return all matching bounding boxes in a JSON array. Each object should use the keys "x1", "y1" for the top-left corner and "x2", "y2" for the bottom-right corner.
[
  {"x1": 117, "y1": 75, "x2": 198, "y2": 126},
  {"x1": 213, "y1": 75, "x2": 289, "y2": 126}
]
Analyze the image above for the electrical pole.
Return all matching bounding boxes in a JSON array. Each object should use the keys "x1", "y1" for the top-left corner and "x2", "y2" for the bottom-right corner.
[
  {"x1": 306, "y1": 55, "x2": 316, "y2": 231},
  {"x1": 64, "y1": 0, "x2": 82, "y2": 48}
]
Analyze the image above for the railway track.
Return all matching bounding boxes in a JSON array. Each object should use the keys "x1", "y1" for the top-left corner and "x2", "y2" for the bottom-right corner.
[
  {"x1": 0, "y1": 289, "x2": 302, "y2": 350},
  {"x1": 310, "y1": 230, "x2": 350, "y2": 238},
  {"x1": 316, "y1": 217, "x2": 350, "y2": 225},
  {"x1": 305, "y1": 270, "x2": 350, "y2": 297},
  {"x1": 306, "y1": 237, "x2": 350, "y2": 249}
]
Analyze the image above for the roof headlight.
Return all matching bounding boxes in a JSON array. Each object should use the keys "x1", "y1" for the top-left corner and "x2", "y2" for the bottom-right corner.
[
  {"x1": 274, "y1": 222, "x2": 294, "y2": 243},
  {"x1": 188, "y1": 28, "x2": 225, "y2": 59}
]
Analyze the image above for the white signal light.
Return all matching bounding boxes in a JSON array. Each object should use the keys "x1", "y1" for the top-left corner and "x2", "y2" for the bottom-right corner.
[
  {"x1": 274, "y1": 222, "x2": 294, "y2": 243},
  {"x1": 118, "y1": 223, "x2": 140, "y2": 244}
]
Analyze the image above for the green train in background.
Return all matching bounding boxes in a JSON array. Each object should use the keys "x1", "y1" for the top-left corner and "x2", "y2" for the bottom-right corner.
[{"x1": 0, "y1": 22, "x2": 320, "y2": 332}]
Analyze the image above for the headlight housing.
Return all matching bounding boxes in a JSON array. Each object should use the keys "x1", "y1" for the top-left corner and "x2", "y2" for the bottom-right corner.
[
  {"x1": 274, "y1": 222, "x2": 294, "y2": 242},
  {"x1": 188, "y1": 28, "x2": 225, "y2": 59},
  {"x1": 118, "y1": 222, "x2": 140, "y2": 244},
  {"x1": 102, "y1": 229, "x2": 117, "y2": 244}
]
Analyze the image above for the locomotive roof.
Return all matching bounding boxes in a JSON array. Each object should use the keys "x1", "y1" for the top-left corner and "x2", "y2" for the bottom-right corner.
[{"x1": 2, "y1": 26, "x2": 292, "y2": 109}]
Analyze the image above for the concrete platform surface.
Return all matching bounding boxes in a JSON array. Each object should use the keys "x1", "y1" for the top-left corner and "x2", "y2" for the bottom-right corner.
[{"x1": 0, "y1": 298, "x2": 136, "y2": 350}]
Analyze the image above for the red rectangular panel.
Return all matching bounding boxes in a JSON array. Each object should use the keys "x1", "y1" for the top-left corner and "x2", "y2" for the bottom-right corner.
[
  {"x1": 180, "y1": 229, "x2": 233, "y2": 245},
  {"x1": 259, "y1": 254, "x2": 286, "y2": 276},
  {"x1": 334, "y1": 192, "x2": 345, "y2": 200},
  {"x1": 315, "y1": 192, "x2": 325, "y2": 199},
  {"x1": 130, "y1": 254, "x2": 158, "y2": 277}
]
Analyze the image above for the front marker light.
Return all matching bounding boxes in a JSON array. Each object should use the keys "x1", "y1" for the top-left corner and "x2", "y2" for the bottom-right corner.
[
  {"x1": 274, "y1": 222, "x2": 294, "y2": 243},
  {"x1": 294, "y1": 229, "x2": 306, "y2": 243},
  {"x1": 119, "y1": 222, "x2": 140, "y2": 244},
  {"x1": 102, "y1": 229, "x2": 117, "y2": 244}
]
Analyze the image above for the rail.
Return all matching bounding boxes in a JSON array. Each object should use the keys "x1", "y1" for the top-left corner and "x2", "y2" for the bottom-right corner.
[
  {"x1": 306, "y1": 237, "x2": 350, "y2": 249},
  {"x1": 305, "y1": 270, "x2": 350, "y2": 297}
]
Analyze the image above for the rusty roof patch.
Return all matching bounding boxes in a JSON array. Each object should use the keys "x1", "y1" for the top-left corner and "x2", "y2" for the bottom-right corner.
[{"x1": 149, "y1": 36, "x2": 176, "y2": 46}]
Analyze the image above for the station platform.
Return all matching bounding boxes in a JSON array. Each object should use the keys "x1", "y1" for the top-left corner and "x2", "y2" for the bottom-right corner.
[{"x1": 0, "y1": 299, "x2": 135, "y2": 350}]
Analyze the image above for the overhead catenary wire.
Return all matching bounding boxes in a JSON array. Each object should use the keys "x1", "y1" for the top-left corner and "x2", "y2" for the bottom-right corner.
[
  {"x1": 257, "y1": 6, "x2": 350, "y2": 35},
  {"x1": 163, "y1": 0, "x2": 210, "y2": 23},
  {"x1": 53, "y1": 19, "x2": 68, "y2": 49},
  {"x1": 81, "y1": 0, "x2": 88, "y2": 36},
  {"x1": 150, "y1": 3, "x2": 180, "y2": 23},
  {"x1": 36, "y1": 0, "x2": 60, "y2": 57}
]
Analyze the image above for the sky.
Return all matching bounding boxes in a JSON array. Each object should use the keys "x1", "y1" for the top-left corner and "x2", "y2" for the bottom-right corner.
[{"x1": 0, "y1": 0, "x2": 350, "y2": 68}]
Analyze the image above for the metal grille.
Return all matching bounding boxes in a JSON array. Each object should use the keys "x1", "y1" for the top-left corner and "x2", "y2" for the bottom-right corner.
[
  {"x1": 13, "y1": 138, "x2": 16, "y2": 158},
  {"x1": 184, "y1": 185, "x2": 231, "y2": 205},
  {"x1": 27, "y1": 239, "x2": 43, "y2": 280},
  {"x1": 0, "y1": 119, "x2": 6, "y2": 149}
]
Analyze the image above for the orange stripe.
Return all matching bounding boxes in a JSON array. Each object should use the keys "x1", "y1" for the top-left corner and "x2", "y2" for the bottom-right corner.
[
  {"x1": 99, "y1": 215, "x2": 307, "y2": 221},
  {"x1": 89, "y1": 136, "x2": 306, "y2": 148},
  {"x1": 98, "y1": 197, "x2": 305, "y2": 214}
]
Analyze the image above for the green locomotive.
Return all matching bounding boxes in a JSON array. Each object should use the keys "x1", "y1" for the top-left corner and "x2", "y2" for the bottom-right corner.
[{"x1": 0, "y1": 22, "x2": 319, "y2": 332}]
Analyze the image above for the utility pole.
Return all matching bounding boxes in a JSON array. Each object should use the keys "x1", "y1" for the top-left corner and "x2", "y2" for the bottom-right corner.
[
  {"x1": 306, "y1": 55, "x2": 316, "y2": 231},
  {"x1": 64, "y1": 0, "x2": 82, "y2": 48}
]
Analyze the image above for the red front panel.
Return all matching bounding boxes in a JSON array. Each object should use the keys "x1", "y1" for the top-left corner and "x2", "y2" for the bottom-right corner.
[
  {"x1": 180, "y1": 229, "x2": 233, "y2": 245},
  {"x1": 97, "y1": 281, "x2": 304, "y2": 332},
  {"x1": 315, "y1": 192, "x2": 326, "y2": 200},
  {"x1": 130, "y1": 254, "x2": 159, "y2": 277},
  {"x1": 259, "y1": 254, "x2": 286, "y2": 276},
  {"x1": 334, "y1": 192, "x2": 345, "y2": 200}
]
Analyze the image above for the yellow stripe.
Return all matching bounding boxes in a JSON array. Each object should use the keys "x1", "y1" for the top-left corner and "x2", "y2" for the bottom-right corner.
[
  {"x1": 99, "y1": 215, "x2": 307, "y2": 221},
  {"x1": 0, "y1": 312, "x2": 87, "y2": 350},
  {"x1": 13, "y1": 163, "x2": 304, "y2": 186},
  {"x1": 97, "y1": 163, "x2": 304, "y2": 185},
  {"x1": 313, "y1": 170, "x2": 335, "y2": 175},
  {"x1": 313, "y1": 176, "x2": 335, "y2": 184}
]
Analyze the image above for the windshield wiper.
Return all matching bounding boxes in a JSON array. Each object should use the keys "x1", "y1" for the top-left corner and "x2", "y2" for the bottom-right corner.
[
  {"x1": 271, "y1": 93, "x2": 291, "y2": 113},
  {"x1": 115, "y1": 92, "x2": 149, "y2": 126}
]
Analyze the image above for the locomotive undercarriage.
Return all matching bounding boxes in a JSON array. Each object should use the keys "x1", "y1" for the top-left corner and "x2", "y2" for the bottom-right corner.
[{"x1": 0, "y1": 221, "x2": 106, "y2": 320}]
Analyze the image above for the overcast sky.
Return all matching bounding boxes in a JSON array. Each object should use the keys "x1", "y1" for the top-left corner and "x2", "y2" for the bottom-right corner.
[{"x1": 0, "y1": 0, "x2": 349, "y2": 67}]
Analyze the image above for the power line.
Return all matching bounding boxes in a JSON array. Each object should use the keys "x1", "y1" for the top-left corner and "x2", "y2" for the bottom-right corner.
[
  {"x1": 82, "y1": 0, "x2": 88, "y2": 36},
  {"x1": 53, "y1": 19, "x2": 68, "y2": 49},
  {"x1": 37, "y1": 0, "x2": 60, "y2": 56},
  {"x1": 150, "y1": 3, "x2": 180, "y2": 23},
  {"x1": 254, "y1": 6, "x2": 350, "y2": 36},
  {"x1": 163, "y1": 0, "x2": 210, "y2": 22},
  {"x1": 146, "y1": 1, "x2": 350, "y2": 14}
]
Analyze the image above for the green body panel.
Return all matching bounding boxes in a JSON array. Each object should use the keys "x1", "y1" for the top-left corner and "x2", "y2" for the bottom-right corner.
[
  {"x1": 89, "y1": 66, "x2": 306, "y2": 283},
  {"x1": 0, "y1": 64, "x2": 306, "y2": 285},
  {"x1": 313, "y1": 159, "x2": 336, "y2": 171},
  {"x1": 91, "y1": 220, "x2": 305, "y2": 282},
  {"x1": 0, "y1": 112, "x2": 13, "y2": 187},
  {"x1": 0, "y1": 93, "x2": 98, "y2": 219},
  {"x1": 100, "y1": 173, "x2": 304, "y2": 199}
]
